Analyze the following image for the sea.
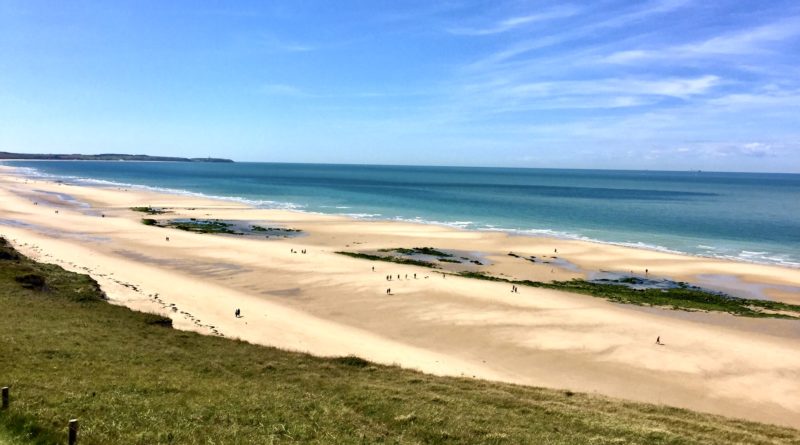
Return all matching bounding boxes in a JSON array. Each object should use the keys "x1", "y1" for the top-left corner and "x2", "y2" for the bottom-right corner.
[{"x1": 5, "y1": 161, "x2": 800, "y2": 268}]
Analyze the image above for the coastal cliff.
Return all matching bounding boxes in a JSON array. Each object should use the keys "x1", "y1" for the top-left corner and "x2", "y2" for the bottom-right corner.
[{"x1": 0, "y1": 152, "x2": 233, "y2": 162}]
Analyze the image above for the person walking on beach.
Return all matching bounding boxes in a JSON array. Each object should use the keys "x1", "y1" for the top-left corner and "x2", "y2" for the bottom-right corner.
[
  {"x1": 166, "y1": 236, "x2": 170, "y2": 242},
  {"x1": 656, "y1": 336, "x2": 662, "y2": 345},
  {"x1": 372, "y1": 266, "x2": 375, "y2": 272},
  {"x1": 235, "y1": 308, "x2": 241, "y2": 318},
  {"x1": 386, "y1": 288, "x2": 391, "y2": 295}
]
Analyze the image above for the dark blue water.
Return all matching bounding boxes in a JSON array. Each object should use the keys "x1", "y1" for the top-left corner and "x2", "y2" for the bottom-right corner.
[{"x1": 6, "y1": 161, "x2": 800, "y2": 267}]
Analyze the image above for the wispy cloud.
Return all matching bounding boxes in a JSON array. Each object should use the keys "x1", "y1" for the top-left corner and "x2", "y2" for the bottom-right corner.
[
  {"x1": 464, "y1": 0, "x2": 694, "y2": 67},
  {"x1": 594, "y1": 0, "x2": 692, "y2": 29},
  {"x1": 736, "y1": 142, "x2": 777, "y2": 157},
  {"x1": 257, "y1": 83, "x2": 311, "y2": 97},
  {"x1": 255, "y1": 33, "x2": 317, "y2": 53},
  {"x1": 444, "y1": 75, "x2": 720, "y2": 118},
  {"x1": 267, "y1": 41, "x2": 316, "y2": 53},
  {"x1": 604, "y1": 16, "x2": 800, "y2": 63},
  {"x1": 499, "y1": 75, "x2": 721, "y2": 99},
  {"x1": 448, "y1": 6, "x2": 581, "y2": 36},
  {"x1": 666, "y1": 141, "x2": 781, "y2": 159}
]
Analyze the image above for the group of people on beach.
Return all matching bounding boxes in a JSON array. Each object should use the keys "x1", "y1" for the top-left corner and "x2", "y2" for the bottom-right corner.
[
  {"x1": 290, "y1": 249, "x2": 307, "y2": 254},
  {"x1": 385, "y1": 273, "x2": 417, "y2": 281}
]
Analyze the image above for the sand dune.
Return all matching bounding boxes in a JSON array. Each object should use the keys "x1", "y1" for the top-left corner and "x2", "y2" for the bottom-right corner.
[{"x1": 1, "y1": 165, "x2": 799, "y2": 428}]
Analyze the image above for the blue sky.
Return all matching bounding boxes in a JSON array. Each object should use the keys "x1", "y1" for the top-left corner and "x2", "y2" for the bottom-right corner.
[{"x1": 1, "y1": 1, "x2": 799, "y2": 172}]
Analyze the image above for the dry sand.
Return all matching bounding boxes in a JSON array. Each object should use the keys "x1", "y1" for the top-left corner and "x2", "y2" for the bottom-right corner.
[{"x1": 1, "y1": 164, "x2": 799, "y2": 428}]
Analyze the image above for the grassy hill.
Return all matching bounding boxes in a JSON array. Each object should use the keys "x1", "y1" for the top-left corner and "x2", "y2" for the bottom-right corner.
[{"x1": 1, "y1": 237, "x2": 798, "y2": 444}]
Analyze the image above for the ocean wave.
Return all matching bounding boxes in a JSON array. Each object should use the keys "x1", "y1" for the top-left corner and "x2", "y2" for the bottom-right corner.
[
  {"x1": 389, "y1": 216, "x2": 474, "y2": 229},
  {"x1": 475, "y1": 226, "x2": 800, "y2": 268},
  {"x1": 14, "y1": 167, "x2": 306, "y2": 211},
  {"x1": 728, "y1": 252, "x2": 800, "y2": 268},
  {"x1": 740, "y1": 250, "x2": 769, "y2": 256},
  {"x1": 344, "y1": 213, "x2": 383, "y2": 218},
  {"x1": 477, "y1": 226, "x2": 686, "y2": 255}
]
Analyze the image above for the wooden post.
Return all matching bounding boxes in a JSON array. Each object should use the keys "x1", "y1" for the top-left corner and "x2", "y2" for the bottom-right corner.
[
  {"x1": 68, "y1": 419, "x2": 79, "y2": 445},
  {"x1": 1, "y1": 387, "x2": 8, "y2": 409}
]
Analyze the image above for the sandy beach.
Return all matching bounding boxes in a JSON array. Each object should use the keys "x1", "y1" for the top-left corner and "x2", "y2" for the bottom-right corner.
[{"x1": 1, "y1": 164, "x2": 799, "y2": 429}]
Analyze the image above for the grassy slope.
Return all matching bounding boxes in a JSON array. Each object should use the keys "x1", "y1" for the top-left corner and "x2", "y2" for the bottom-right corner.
[{"x1": 1, "y1": 240, "x2": 799, "y2": 444}]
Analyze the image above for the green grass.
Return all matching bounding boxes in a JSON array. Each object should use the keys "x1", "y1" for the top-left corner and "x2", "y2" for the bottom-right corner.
[
  {"x1": 251, "y1": 225, "x2": 301, "y2": 233},
  {"x1": 335, "y1": 251, "x2": 440, "y2": 269},
  {"x1": 379, "y1": 247, "x2": 453, "y2": 258},
  {"x1": 129, "y1": 206, "x2": 169, "y2": 215},
  {"x1": 139, "y1": 220, "x2": 303, "y2": 236},
  {"x1": 167, "y1": 220, "x2": 239, "y2": 234},
  {"x1": 2, "y1": 237, "x2": 800, "y2": 444},
  {"x1": 438, "y1": 258, "x2": 462, "y2": 263},
  {"x1": 138, "y1": 218, "x2": 240, "y2": 234},
  {"x1": 457, "y1": 271, "x2": 800, "y2": 319}
]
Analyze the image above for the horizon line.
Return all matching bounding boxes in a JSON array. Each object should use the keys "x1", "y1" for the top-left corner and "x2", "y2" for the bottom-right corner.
[{"x1": 2, "y1": 157, "x2": 798, "y2": 175}]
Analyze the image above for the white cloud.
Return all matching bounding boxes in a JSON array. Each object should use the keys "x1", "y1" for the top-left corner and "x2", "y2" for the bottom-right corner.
[
  {"x1": 473, "y1": 75, "x2": 720, "y2": 103},
  {"x1": 604, "y1": 16, "x2": 800, "y2": 63},
  {"x1": 737, "y1": 142, "x2": 776, "y2": 157},
  {"x1": 464, "y1": 0, "x2": 696, "y2": 68},
  {"x1": 668, "y1": 142, "x2": 782, "y2": 159},
  {"x1": 448, "y1": 6, "x2": 581, "y2": 36},
  {"x1": 255, "y1": 34, "x2": 317, "y2": 53},
  {"x1": 707, "y1": 89, "x2": 800, "y2": 110},
  {"x1": 257, "y1": 84, "x2": 309, "y2": 97},
  {"x1": 595, "y1": 0, "x2": 693, "y2": 28},
  {"x1": 629, "y1": 75, "x2": 721, "y2": 98}
]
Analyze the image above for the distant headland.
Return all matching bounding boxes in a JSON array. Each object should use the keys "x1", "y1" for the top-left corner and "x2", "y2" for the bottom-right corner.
[{"x1": 0, "y1": 152, "x2": 234, "y2": 163}]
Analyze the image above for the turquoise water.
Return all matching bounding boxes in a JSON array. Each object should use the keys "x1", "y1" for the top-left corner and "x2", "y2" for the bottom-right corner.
[{"x1": 6, "y1": 161, "x2": 800, "y2": 267}]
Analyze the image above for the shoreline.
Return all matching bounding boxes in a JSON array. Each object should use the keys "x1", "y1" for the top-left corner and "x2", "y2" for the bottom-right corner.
[
  {"x1": 2, "y1": 164, "x2": 800, "y2": 428},
  {"x1": 5, "y1": 161, "x2": 799, "y2": 271}
]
